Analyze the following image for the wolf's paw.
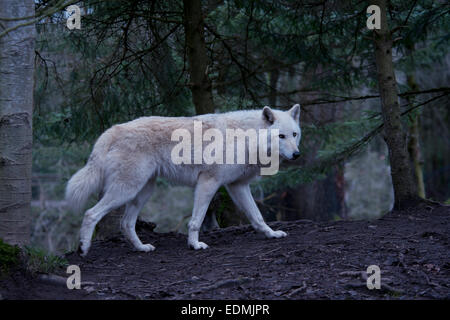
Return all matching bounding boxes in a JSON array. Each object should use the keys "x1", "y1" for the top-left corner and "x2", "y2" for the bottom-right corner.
[
  {"x1": 78, "y1": 241, "x2": 90, "y2": 257},
  {"x1": 266, "y1": 230, "x2": 287, "y2": 239},
  {"x1": 136, "y1": 243, "x2": 155, "y2": 252},
  {"x1": 189, "y1": 241, "x2": 209, "y2": 250}
]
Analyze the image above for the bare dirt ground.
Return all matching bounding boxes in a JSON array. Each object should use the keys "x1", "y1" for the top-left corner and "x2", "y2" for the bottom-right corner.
[{"x1": 1, "y1": 204, "x2": 449, "y2": 300}]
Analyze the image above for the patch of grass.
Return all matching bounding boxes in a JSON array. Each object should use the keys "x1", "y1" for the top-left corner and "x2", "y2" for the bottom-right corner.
[
  {"x1": 23, "y1": 246, "x2": 68, "y2": 275},
  {"x1": 1, "y1": 239, "x2": 68, "y2": 276},
  {"x1": 389, "y1": 290, "x2": 403, "y2": 298},
  {"x1": 0, "y1": 238, "x2": 20, "y2": 275}
]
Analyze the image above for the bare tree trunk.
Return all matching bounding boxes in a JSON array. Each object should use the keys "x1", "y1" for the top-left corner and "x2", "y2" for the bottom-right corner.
[
  {"x1": 269, "y1": 67, "x2": 280, "y2": 107},
  {"x1": 372, "y1": 0, "x2": 420, "y2": 209},
  {"x1": 183, "y1": 0, "x2": 215, "y2": 115},
  {"x1": 0, "y1": 0, "x2": 35, "y2": 245},
  {"x1": 406, "y1": 73, "x2": 426, "y2": 199},
  {"x1": 335, "y1": 164, "x2": 347, "y2": 219},
  {"x1": 183, "y1": 0, "x2": 223, "y2": 230},
  {"x1": 407, "y1": 114, "x2": 425, "y2": 198}
]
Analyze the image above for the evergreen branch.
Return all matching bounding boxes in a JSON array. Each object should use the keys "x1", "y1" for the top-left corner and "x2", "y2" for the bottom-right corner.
[
  {"x1": 319, "y1": 92, "x2": 448, "y2": 165},
  {"x1": 263, "y1": 92, "x2": 449, "y2": 191},
  {"x1": 205, "y1": 22, "x2": 262, "y2": 105},
  {"x1": 300, "y1": 87, "x2": 450, "y2": 106}
]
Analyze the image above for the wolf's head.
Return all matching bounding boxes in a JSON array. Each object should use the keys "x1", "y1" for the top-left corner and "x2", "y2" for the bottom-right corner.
[{"x1": 262, "y1": 104, "x2": 301, "y2": 161}]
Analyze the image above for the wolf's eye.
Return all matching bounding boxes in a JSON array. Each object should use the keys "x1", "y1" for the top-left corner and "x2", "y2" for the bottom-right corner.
[
  {"x1": 293, "y1": 132, "x2": 297, "y2": 137},
  {"x1": 279, "y1": 134, "x2": 285, "y2": 139}
]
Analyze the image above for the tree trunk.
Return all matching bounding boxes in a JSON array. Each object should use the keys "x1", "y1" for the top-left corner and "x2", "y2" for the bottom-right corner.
[
  {"x1": 406, "y1": 73, "x2": 426, "y2": 199},
  {"x1": 372, "y1": 0, "x2": 419, "y2": 209},
  {"x1": 0, "y1": 0, "x2": 35, "y2": 245},
  {"x1": 407, "y1": 114, "x2": 425, "y2": 198},
  {"x1": 183, "y1": 0, "x2": 224, "y2": 231},
  {"x1": 183, "y1": 0, "x2": 215, "y2": 115},
  {"x1": 269, "y1": 68, "x2": 280, "y2": 107}
]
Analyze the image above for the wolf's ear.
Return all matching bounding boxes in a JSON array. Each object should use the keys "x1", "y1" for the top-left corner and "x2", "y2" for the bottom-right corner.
[
  {"x1": 288, "y1": 104, "x2": 301, "y2": 123},
  {"x1": 262, "y1": 106, "x2": 275, "y2": 124}
]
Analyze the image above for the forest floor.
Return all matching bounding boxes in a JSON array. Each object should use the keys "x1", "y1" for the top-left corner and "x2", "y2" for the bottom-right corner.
[{"x1": 1, "y1": 203, "x2": 449, "y2": 300}]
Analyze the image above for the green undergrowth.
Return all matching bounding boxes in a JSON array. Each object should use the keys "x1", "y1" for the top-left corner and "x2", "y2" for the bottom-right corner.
[
  {"x1": 0, "y1": 239, "x2": 20, "y2": 275},
  {"x1": 22, "y1": 246, "x2": 68, "y2": 275},
  {"x1": 0, "y1": 238, "x2": 68, "y2": 276}
]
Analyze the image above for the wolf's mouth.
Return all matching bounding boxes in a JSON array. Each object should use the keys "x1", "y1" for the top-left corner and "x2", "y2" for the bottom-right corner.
[
  {"x1": 281, "y1": 153, "x2": 300, "y2": 161},
  {"x1": 280, "y1": 154, "x2": 294, "y2": 161}
]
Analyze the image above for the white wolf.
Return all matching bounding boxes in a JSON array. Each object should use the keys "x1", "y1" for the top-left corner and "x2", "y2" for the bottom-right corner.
[{"x1": 66, "y1": 104, "x2": 301, "y2": 256}]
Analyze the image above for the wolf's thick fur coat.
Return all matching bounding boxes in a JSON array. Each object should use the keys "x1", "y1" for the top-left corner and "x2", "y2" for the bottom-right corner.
[{"x1": 66, "y1": 105, "x2": 301, "y2": 255}]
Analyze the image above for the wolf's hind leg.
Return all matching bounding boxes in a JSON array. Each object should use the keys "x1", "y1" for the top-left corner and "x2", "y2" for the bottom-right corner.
[
  {"x1": 226, "y1": 182, "x2": 287, "y2": 239},
  {"x1": 121, "y1": 177, "x2": 156, "y2": 252},
  {"x1": 188, "y1": 174, "x2": 221, "y2": 250},
  {"x1": 79, "y1": 185, "x2": 140, "y2": 256}
]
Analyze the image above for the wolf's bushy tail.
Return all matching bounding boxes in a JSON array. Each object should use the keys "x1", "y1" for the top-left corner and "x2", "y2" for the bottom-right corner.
[{"x1": 65, "y1": 162, "x2": 102, "y2": 213}]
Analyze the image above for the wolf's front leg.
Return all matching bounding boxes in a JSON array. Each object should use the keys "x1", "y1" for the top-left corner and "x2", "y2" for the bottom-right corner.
[
  {"x1": 188, "y1": 174, "x2": 221, "y2": 250},
  {"x1": 226, "y1": 182, "x2": 287, "y2": 239}
]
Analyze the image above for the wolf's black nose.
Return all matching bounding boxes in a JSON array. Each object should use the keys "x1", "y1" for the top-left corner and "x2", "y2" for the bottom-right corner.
[{"x1": 292, "y1": 152, "x2": 300, "y2": 159}]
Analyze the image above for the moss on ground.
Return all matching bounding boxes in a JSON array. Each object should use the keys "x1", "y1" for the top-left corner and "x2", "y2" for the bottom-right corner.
[{"x1": 0, "y1": 238, "x2": 20, "y2": 275}]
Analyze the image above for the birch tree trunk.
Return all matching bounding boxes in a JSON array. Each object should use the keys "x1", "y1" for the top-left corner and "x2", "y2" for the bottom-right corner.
[
  {"x1": 372, "y1": 0, "x2": 420, "y2": 209},
  {"x1": 0, "y1": 0, "x2": 35, "y2": 245}
]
